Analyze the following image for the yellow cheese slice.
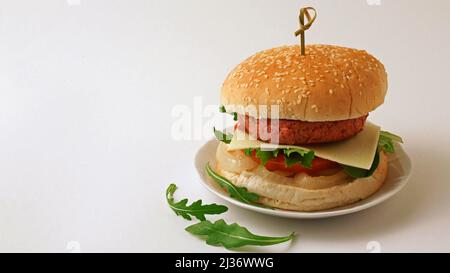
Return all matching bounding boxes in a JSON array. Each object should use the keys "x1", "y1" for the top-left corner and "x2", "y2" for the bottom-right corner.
[{"x1": 227, "y1": 122, "x2": 381, "y2": 170}]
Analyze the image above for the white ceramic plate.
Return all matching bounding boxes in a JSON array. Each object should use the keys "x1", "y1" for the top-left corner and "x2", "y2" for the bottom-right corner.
[{"x1": 195, "y1": 139, "x2": 412, "y2": 219}]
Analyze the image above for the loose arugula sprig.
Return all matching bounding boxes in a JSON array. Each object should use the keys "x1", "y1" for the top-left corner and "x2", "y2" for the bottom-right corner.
[
  {"x1": 166, "y1": 184, "x2": 228, "y2": 221},
  {"x1": 213, "y1": 127, "x2": 233, "y2": 144},
  {"x1": 185, "y1": 219, "x2": 294, "y2": 249},
  {"x1": 205, "y1": 163, "x2": 259, "y2": 204},
  {"x1": 342, "y1": 130, "x2": 403, "y2": 178}
]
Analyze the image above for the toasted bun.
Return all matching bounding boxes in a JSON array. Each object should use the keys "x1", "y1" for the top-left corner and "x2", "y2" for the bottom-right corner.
[
  {"x1": 215, "y1": 151, "x2": 388, "y2": 212},
  {"x1": 221, "y1": 45, "x2": 387, "y2": 121}
]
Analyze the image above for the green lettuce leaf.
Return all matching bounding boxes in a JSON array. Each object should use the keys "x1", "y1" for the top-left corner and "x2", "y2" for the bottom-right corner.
[
  {"x1": 245, "y1": 147, "x2": 315, "y2": 169},
  {"x1": 166, "y1": 184, "x2": 228, "y2": 221},
  {"x1": 341, "y1": 151, "x2": 380, "y2": 178},
  {"x1": 205, "y1": 163, "x2": 259, "y2": 204},
  {"x1": 284, "y1": 148, "x2": 315, "y2": 168}
]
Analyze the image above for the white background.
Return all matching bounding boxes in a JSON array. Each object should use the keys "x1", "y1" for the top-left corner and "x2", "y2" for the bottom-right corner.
[{"x1": 0, "y1": 0, "x2": 450, "y2": 252}]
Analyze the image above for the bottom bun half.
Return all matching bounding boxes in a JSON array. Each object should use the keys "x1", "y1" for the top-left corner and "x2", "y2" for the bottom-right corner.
[{"x1": 215, "y1": 151, "x2": 388, "y2": 212}]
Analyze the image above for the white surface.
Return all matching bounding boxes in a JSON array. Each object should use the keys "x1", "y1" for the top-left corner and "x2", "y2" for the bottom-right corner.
[
  {"x1": 196, "y1": 140, "x2": 412, "y2": 219},
  {"x1": 0, "y1": 0, "x2": 449, "y2": 252}
]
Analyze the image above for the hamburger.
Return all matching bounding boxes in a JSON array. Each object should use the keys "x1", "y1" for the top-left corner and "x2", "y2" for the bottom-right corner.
[{"x1": 209, "y1": 44, "x2": 403, "y2": 212}]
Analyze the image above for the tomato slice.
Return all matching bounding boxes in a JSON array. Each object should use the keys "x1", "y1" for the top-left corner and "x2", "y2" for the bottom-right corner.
[{"x1": 249, "y1": 150, "x2": 339, "y2": 175}]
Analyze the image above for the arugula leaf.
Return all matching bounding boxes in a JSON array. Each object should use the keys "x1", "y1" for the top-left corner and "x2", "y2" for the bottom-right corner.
[
  {"x1": 341, "y1": 152, "x2": 380, "y2": 178},
  {"x1": 378, "y1": 131, "x2": 403, "y2": 153},
  {"x1": 205, "y1": 163, "x2": 259, "y2": 204},
  {"x1": 232, "y1": 112, "x2": 238, "y2": 121},
  {"x1": 185, "y1": 219, "x2": 295, "y2": 249},
  {"x1": 213, "y1": 127, "x2": 233, "y2": 144},
  {"x1": 166, "y1": 184, "x2": 228, "y2": 221},
  {"x1": 284, "y1": 148, "x2": 315, "y2": 168}
]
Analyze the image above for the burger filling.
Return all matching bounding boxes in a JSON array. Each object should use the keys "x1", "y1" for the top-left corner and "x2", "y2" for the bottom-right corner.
[
  {"x1": 214, "y1": 107, "x2": 403, "y2": 180},
  {"x1": 216, "y1": 142, "x2": 352, "y2": 190}
]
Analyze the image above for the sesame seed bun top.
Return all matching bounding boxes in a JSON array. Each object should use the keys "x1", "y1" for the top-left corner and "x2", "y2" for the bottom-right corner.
[{"x1": 221, "y1": 44, "x2": 388, "y2": 121}]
